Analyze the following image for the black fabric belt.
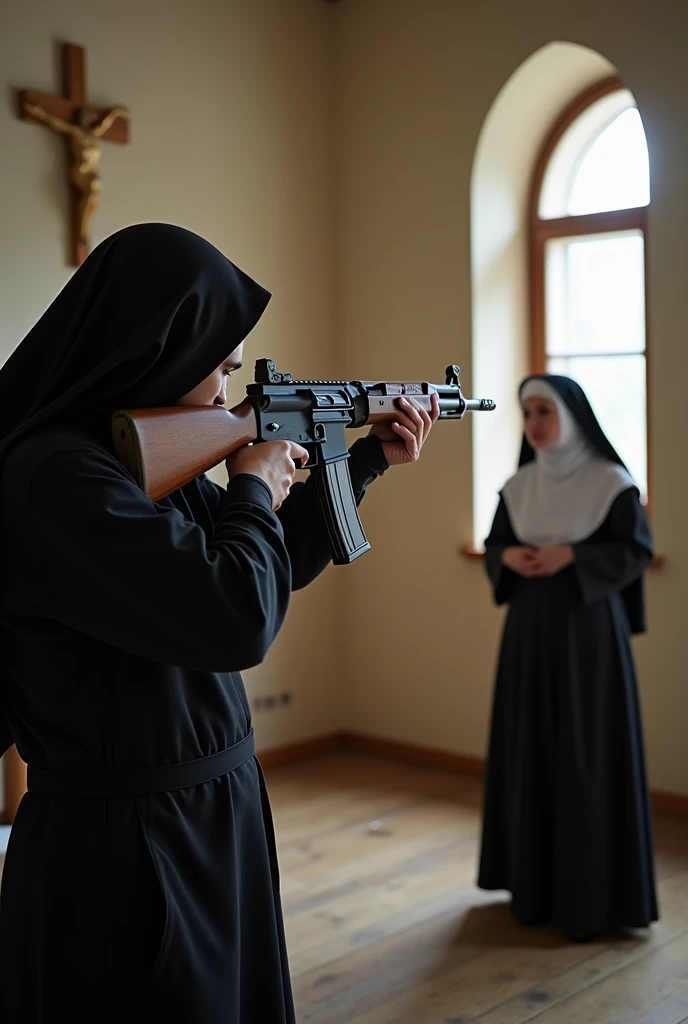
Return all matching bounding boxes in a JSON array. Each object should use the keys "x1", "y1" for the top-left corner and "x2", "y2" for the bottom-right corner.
[{"x1": 27, "y1": 729, "x2": 256, "y2": 798}]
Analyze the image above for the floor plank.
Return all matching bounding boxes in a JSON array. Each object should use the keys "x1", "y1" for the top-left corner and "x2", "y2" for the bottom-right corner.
[
  {"x1": 1, "y1": 750, "x2": 686, "y2": 1024},
  {"x1": 263, "y1": 752, "x2": 688, "y2": 1024}
]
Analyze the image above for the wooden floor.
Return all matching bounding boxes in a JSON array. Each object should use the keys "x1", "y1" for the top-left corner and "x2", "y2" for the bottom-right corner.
[
  {"x1": 2, "y1": 752, "x2": 688, "y2": 1021},
  {"x1": 265, "y1": 751, "x2": 688, "y2": 1024}
]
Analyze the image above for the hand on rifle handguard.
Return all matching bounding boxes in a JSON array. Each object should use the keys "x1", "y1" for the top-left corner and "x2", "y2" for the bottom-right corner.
[{"x1": 367, "y1": 393, "x2": 440, "y2": 467}]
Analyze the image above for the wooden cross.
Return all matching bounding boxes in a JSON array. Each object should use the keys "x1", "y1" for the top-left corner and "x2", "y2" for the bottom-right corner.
[{"x1": 19, "y1": 42, "x2": 130, "y2": 266}]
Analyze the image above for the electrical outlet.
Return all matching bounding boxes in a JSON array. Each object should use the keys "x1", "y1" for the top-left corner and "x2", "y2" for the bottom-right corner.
[{"x1": 252, "y1": 692, "x2": 293, "y2": 711}]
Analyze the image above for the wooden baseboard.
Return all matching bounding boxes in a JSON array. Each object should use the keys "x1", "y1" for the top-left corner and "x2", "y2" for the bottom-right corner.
[
  {"x1": 260, "y1": 730, "x2": 688, "y2": 818},
  {"x1": 650, "y1": 789, "x2": 688, "y2": 816},
  {"x1": 0, "y1": 745, "x2": 28, "y2": 826},
  {"x1": 257, "y1": 731, "x2": 485, "y2": 775},
  {"x1": 338, "y1": 731, "x2": 486, "y2": 776},
  {"x1": 4, "y1": 732, "x2": 687, "y2": 821},
  {"x1": 257, "y1": 733, "x2": 340, "y2": 769}
]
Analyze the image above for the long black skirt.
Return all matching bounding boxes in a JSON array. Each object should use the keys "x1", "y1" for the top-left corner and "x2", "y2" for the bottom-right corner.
[
  {"x1": 0, "y1": 754, "x2": 294, "y2": 1023},
  {"x1": 477, "y1": 574, "x2": 658, "y2": 934}
]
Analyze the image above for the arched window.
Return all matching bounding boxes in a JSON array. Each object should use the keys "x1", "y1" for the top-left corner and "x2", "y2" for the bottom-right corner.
[{"x1": 529, "y1": 76, "x2": 650, "y2": 501}]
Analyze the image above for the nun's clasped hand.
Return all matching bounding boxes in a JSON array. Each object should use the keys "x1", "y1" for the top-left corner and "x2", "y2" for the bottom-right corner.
[
  {"x1": 502, "y1": 544, "x2": 574, "y2": 577},
  {"x1": 529, "y1": 544, "x2": 575, "y2": 576},
  {"x1": 367, "y1": 394, "x2": 440, "y2": 467},
  {"x1": 502, "y1": 546, "x2": 539, "y2": 575}
]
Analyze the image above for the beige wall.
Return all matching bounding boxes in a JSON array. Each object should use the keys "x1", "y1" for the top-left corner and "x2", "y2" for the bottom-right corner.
[
  {"x1": 1, "y1": 0, "x2": 687, "y2": 800},
  {"x1": 0, "y1": 0, "x2": 340, "y2": 756},
  {"x1": 335, "y1": 0, "x2": 688, "y2": 795}
]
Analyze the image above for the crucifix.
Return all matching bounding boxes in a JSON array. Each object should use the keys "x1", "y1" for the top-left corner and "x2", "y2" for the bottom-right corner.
[{"x1": 18, "y1": 42, "x2": 130, "y2": 266}]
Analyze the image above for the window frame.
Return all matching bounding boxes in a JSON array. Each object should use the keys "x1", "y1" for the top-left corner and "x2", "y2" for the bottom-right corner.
[{"x1": 528, "y1": 75, "x2": 652, "y2": 512}]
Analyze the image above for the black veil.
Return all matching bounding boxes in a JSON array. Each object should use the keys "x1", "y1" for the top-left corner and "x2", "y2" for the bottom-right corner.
[
  {"x1": 517, "y1": 374, "x2": 629, "y2": 470},
  {"x1": 0, "y1": 223, "x2": 271, "y2": 758},
  {"x1": 0, "y1": 222, "x2": 271, "y2": 452},
  {"x1": 515, "y1": 373, "x2": 649, "y2": 635}
]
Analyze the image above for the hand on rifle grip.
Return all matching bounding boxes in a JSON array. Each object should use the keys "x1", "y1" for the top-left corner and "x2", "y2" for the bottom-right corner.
[{"x1": 226, "y1": 441, "x2": 310, "y2": 510}]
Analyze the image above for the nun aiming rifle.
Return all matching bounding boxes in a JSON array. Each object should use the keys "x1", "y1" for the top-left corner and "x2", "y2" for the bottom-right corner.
[{"x1": 112, "y1": 358, "x2": 496, "y2": 565}]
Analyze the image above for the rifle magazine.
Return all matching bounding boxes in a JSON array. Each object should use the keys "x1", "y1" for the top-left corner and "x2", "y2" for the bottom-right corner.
[{"x1": 310, "y1": 459, "x2": 370, "y2": 565}]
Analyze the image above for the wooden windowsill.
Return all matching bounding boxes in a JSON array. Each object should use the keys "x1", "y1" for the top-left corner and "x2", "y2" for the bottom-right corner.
[
  {"x1": 458, "y1": 544, "x2": 665, "y2": 570},
  {"x1": 459, "y1": 544, "x2": 487, "y2": 560}
]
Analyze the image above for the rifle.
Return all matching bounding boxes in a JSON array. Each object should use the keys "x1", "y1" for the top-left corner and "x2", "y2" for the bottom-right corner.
[{"x1": 112, "y1": 359, "x2": 495, "y2": 564}]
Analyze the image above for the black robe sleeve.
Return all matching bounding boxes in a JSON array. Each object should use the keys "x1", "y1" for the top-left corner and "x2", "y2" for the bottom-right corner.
[
  {"x1": 10, "y1": 443, "x2": 294, "y2": 673},
  {"x1": 572, "y1": 487, "x2": 653, "y2": 605},
  {"x1": 484, "y1": 496, "x2": 521, "y2": 606},
  {"x1": 199, "y1": 435, "x2": 389, "y2": 591}
]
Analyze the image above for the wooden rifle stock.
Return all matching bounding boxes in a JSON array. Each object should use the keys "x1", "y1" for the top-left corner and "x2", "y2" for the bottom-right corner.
[{"x1": 112, "y1": 402, "x2": 258, "y2": 501}]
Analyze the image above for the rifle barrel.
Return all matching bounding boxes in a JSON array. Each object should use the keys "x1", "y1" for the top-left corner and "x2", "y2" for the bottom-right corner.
[{"x1": 464, "y1": 397, "x2": 496, "y2": 411}]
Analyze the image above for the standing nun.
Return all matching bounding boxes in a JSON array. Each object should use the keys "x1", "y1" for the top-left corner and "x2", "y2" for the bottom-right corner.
[{"x1": 477, "y1": 374, "x2": 658, "y2": 941}]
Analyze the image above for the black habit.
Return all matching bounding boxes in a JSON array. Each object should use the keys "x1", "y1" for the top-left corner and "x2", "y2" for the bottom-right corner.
[
  {"x1": 0, "y1": 224, "x2": 388, "y2": 1022},
  {"x1": 477, "y1": 375, "x2": 658, "y2": 936}
]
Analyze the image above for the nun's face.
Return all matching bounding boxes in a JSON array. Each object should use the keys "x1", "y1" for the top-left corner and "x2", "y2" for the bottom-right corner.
[
  {"x1": 522, "y1": 396, "x2": 560, "y2": 450},
  {"x1": 177, "y1": 344, "x2": 244, "y2": 407}
]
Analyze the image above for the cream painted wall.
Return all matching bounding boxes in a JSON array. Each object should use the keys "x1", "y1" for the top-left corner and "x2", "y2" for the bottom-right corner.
[
  {"x1": 1, "y1": 0, "x2": 687, "y2": 803},
  {"x1": 0, "y1": 0, "x2": 340, "y2": 757},
  {"x1": 335, "y1": 0, "x2": 688, "y2": 794}
]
